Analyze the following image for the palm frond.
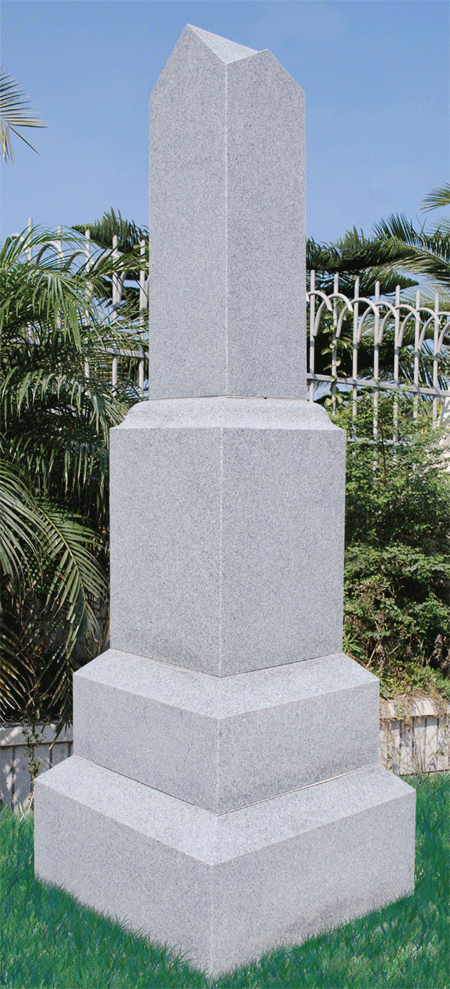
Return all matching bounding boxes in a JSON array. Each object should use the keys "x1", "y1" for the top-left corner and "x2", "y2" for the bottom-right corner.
[
  {"x1": 421, "y1": 183, "x2": 450, "y2": 212},
  {"x1": 389, "y1": 247, "x2": 449, "y2": 284},
  {"x1": 372, "y1": 213, "x2": 425, "y2": 246},
  {"x1": 307, "y1": 235, "x2": 418, "y2": 295},
  {"x1": 0, "y1": 68, "x2": 46, "y2": 162},
  {"x1": 0, "y1": 227, "x2": 148, "y2": 355},
  {"x1": 0, "y1": 620, "x2": 37, "y2": 719},
  {"x1": 0, "y1": 460, "x2": 46, "y2": 578},
  {"x1": 71, "y1": 208, "x2": 149, "y2": 253},
  {"x1": 0, "y1": 491, "x2": 108, "y2": 719}
]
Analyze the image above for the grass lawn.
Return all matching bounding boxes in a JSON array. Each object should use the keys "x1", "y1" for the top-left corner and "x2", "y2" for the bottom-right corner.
[{"x1": 1, "y1": 773, "x2": 448, "y2": 988}]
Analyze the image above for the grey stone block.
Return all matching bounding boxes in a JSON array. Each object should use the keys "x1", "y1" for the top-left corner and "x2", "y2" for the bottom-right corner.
[
  {"x1": 34, "y1": 758, "x2": 416, "y2": 978},
  {"x1": 74, "y1": 649, "x2": 380, "y2": 813},
  {"x1": 110, "y1": 398, "x2": 346, "y2": 674},
  {"x1": 149, "y1": 25, "x2": 305, "y2": 400}
]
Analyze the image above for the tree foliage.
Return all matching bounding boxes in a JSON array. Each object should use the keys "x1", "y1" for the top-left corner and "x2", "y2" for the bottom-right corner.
[
  {"x1": 307, "y1": 183, "x2": 449, "y2": 296},
  {"x1": 2, "y1": 188, "x2": 448, "y2": 742},
  {"x1": 331, "y1": 395, "x2": 450, "y2": 698},
  {"x1": 0, "y1": 225, "x2": 147, "y2": 740},
  {"x1": 71, "y1": 209, "x2": 149, "y2": 320}
]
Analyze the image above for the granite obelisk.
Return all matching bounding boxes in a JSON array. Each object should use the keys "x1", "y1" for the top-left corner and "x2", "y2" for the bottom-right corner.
[{"x1": 34, "y1": 25, "x2": 416, "y2": 978}]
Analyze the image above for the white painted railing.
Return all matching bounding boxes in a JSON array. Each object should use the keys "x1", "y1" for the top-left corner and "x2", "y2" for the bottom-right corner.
[
  {"x1": 21, "y1": 219, "x2": 450, "y2": 422},
  {"x1": 1, "y1": 703, "x2": 448, "y2": 815},
  {"x1": 308, "y1": 271, "x2": 450, "y2": 432}
]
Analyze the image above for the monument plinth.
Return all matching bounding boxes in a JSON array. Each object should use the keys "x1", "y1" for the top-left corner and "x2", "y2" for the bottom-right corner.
[{"x1": 34, "y1": 25, "x2": 416, "y2": 978}]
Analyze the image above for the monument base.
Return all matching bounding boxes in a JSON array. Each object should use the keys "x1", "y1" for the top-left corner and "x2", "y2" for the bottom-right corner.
[{"x1": 34, "y1": 757, "x2": 415, "y2": 978}]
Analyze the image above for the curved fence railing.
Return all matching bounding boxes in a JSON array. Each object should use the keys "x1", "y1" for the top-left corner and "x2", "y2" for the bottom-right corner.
[
  {"x1": 20, "y1": 219, "x2": 450, "y2": 438},
  {"x1": 308, "y1": 270, "x2": 450, "y2": 439}
]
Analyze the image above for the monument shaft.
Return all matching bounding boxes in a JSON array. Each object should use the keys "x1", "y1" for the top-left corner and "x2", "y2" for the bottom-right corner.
[
  {"x1": 34, "y1": 25, "x2": 416, "y2": 978},
  {"x1": 148, "y1": 24, "x2": 305, "y2": 400}
]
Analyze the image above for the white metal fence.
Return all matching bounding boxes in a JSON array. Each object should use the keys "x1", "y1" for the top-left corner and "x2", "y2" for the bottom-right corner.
[
  {"x1": 22, "y1": 219, "x2": 450, "y2": 425},
  {"x1": 308, "y1": 271, "x2": 450, "y2": 437}
]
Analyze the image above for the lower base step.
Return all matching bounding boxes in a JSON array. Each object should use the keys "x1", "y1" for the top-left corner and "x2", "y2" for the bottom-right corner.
[{"x1": 34, "y1": 756, "x2": 416, "y2": 978}]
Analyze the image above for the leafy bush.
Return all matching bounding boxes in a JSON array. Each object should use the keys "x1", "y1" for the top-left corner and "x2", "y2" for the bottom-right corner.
[{"x1": 330, "y1": 394, "x2": 450, "y2": 699}]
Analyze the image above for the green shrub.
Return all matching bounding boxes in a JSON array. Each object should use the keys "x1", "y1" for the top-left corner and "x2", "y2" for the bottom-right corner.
[{"x1": 329, "y1": 394, "x2": 449, "y2": 698}]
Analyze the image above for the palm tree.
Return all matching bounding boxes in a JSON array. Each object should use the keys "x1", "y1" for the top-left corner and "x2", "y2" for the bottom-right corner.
[
  {"x1": 306, "y1": 228, "x2": 418, "y2": 298},
  {"x1": 0, "y1": 224, "x2": 146, "y2": 743},
  {"x1": 72, "y1": 207, "x2": 148, "y2": 254},
  {"x1": 372, "y1": 182, "x2": 450, "y2": 293},
  {"x1": 307, "y1": 184, "x2": 449, "y2": 295},
  {"x1": 0, "y1": 69, "x2": 46, "y2": 162}
]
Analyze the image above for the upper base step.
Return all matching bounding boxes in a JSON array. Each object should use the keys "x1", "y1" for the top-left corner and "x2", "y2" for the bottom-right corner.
[
  {"x1": 34, "y1": 756, "x2": 416, "y2": 977},
  {"x1": 74, "y1": 649, "x2": 380, "y2": 812}
]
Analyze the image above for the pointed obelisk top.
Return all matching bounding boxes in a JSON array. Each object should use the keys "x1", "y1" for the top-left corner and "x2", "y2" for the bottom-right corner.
[
  {"x1": 186, "y1": 24, "x2": 258, "y2": 63},
  {"x1": 149, "y1": 25, "x2": 306, "y2": 399}
]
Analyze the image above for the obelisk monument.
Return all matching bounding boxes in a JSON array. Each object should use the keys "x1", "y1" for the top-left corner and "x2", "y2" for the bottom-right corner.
[{"x1": 35, "y1": 25, "x2": 416, "y2": 978}]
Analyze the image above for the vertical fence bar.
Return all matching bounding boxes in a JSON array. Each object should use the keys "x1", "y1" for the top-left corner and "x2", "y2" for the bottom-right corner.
[
  {"x1": 373, "y1": 281, "x2": 380, "y2": 441},
  {"x1": 56, "y1": 225, "x2": 63, "y2": 331},
  {"x1": 352, "y1": 276, "x2": 359, "y2": 439},
  {"x1": 111, "y1": 235, "x2": 120, "y2": 389},
  {"x1": 433, "y1": 292, "x2": 439, "y2": 425},
  {"x1": 308, "y1": 270, "x2": 316, "y2": 402},
  {"x1": 84, "y1": 229, "x2": 91, "y2": 380},
  {"x1": 393, "y1": 285, "x2": 400, "y2": 443},
  {"x1": 331, "y1": 272, "x2": 339, "y2": 414},
  {"x1": 26, "y1": 218, "x2": 33, "y2": 343},
  {"x1": 26, "y1": 216, "x2": 33, "y2": 260},
  {"x1": 138, "y1": 238, "x2": 147, "y2": 395},
  {"x1": 112, "y1": 234, "x2": 120, "y2": 319},
  {"x1": 413, "y1": 289, "x2": 420, "y2": 422}
]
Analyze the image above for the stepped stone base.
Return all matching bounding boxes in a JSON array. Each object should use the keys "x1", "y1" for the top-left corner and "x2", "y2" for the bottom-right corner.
[{"x1": 34, "y1": 758, "x2": 415, "y2": 978}]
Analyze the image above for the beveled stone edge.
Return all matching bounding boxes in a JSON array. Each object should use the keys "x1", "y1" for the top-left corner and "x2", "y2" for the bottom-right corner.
[
  {"x1": 34, "y1": 757, "x2": 415, "y2": 863},
  {"x1": 186, "y1": 25, "x2": 259, "y2": 64},
  {"x1": 74, "y1": 649, "x2": 379, "y2": 718},
  {"x1": 115, "y1": 397, "x2": 342, "y2": 432}
]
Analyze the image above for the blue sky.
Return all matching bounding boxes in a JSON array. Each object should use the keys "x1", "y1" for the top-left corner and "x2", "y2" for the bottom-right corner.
[{"x1": 1, "y1": 0, "x2": 449, "y2": 244}]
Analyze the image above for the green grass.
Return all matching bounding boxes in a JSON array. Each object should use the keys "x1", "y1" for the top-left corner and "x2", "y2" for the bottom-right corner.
[{"x1": 1, "y1": 774, "x2": 449, "y2": 989}]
